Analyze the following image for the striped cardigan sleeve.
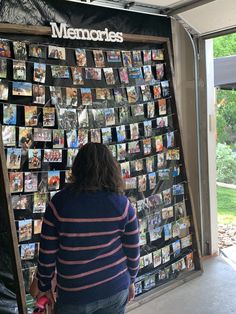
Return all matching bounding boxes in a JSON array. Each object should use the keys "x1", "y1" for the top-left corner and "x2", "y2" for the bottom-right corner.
[
  {"x1": 121, "y1": 201, "x2": 140, "y2": 283},
  {"x1": 37, "y1": 201, "x2": 58, "y2": 292}
]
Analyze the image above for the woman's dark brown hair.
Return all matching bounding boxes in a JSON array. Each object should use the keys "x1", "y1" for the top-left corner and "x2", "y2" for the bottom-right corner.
[{"x1": 71, "y1": 142, "x2": 124, "y2": 194}]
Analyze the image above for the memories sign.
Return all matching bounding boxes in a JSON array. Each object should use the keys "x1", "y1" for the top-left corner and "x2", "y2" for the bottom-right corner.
[{"x1": 50, "y1": 22, "x2": 123, "y2": 43}]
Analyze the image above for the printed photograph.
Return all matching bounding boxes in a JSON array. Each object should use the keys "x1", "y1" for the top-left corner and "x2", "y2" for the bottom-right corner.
[
  {"x1": 149, "y1": 226, "x2": 163, "y2": 242},
  {"x1": 28, "y1": 149, "x2": 41, "y2": 169},
  {"x1": 34, "y1": 128, "x2": 51, "y2": 142},
  {"x1": 108, "y1": 145, "x2": 116, "y2": 158},
  {"x1": 71, "y1": 67, "x2": 84, "y2": 85},
  {"x1": 24, "y1": 172, "x2": 38, "y2": 192},
  {"x1": 157, "y1": 152, "x2": 166, "y2": 168},
  {"x1": 50, "y1": 86, "x2": 62, "y2": 106},
  {"x1": 0, "y1": 79, "x2": 9, "y2": 100},
  {"x1": 117, "y1": 143, "x2": 126, "y2": 161},
  {"x1": 161, "y1": 245, "x2": 170, "y2": 264},
  {"x1": 163, "y1": 188, "x2": 172, "y2": 206},
  {"x1": 107, "y1": 50, "x2": 121, "y2": 63},
  {"x1": 93, "y1": 50, "x2": 105, "y2": 67},
  {"x1": 143, "y1": 252, "x2": 153, "y2": 267},
  {"x1": 152, "y1": 49, "x2": 164, "y2": 61},
  {"x1": 172, "y1": 240, "x2": 181, "y2": 257},
  {"x1": 146, "y1": 156, "x2": 155, "y2": 173},
  {"x1": 0, "y1": 59, "x2": 7, "y2": 78},
  {"x1": 172, "y1": 165, "x2": 180, "y2": 177},
  {"x1": 116, "y1": 125, "x2": 126, "y2": 142},
  {"x1": 143, "y1": 65, "x2": 154, "y2": 82},
  {"x1": 44, "y1": 149, "x2": 62, "y2": 162},
  {"x1": 66, "y1": 87, "x2": 78, "y2": 107},
  {"x1": 51, "y1": 65, "x2": 70, "y2": 79},
  {"x1": 158, "y1": 98, "x2": 167, "y2": 115},
  {"x1": 173, "y1": 183, "x2": 185, "y2": 195},
  {"x1": 11, "y1": 194, "x2": 32, "y2": 210},
  {"x1": 43, "y1": 107, "x2": 55, "y2": 127},
  {"x1": 126, "y1": 86, "x2": 138, "y2": 103},
  {"x1": 156, "y1": 116, "x2": 168, "y2": 128},
  {"x1": 90, "y1": 128, "x2": 101, "y2": 143},
  {"x1": 143, "y1": 138, "x2": 152, "y2": 155},
  {"x1": 33, "y1": 63, "x2": 46, "y2": 83},
  {"x1": 95, "y1": 88, "x2": 113, "y2": 100},
  {"x1": 34, "y1": 219, "x2": 43, "y2": 235},
  {"x1": 6, "y1": 148, "x2": 21, "y2": 169},
  {"x1": 153, "y1": 84, "x2": 162, "y2": 99},
  {"x1": 158, "y1": 169, "x2": 170, "y2": 181},
  {"x1": 9, "y1": 172, "x2": 23, "y2": 193},
  {"x1": 120, "y1": 161, "x2": 130, "y2": 180},
  {"x1": 156, "y1": 63, "x2": 165, "y2": 80},
  {"x1": 164, "y1": 223, "x2": 172, "y2": 241},
  {"x1": 153, "y1": 249, "x2": 162, "y2": 268},
  {"x1": 166, "y1": 131, "x2": 175, "y2": 148},
  {"x1": 175, "y1": 201, "x2": 187, "y2": 220},
  {"x1": 13, "y1": 60, "x2": 26, "y2": 80},
  {"x1": 119, "y1": 106, "x2": 129, "y2": 124},
  {"x1": 65, "y1": 169, "x2": 72, "y2": 183},
  {"x1": 3, "y1": 104, "x2": 16, "y2": 125},
  {"x1": 104, "y1": 108, "x2": 116, "y2": 126},
  {"x1": 29, "y1": 44, "x2": 46, "y2": 58},
  {"x1": 143, "y1": 50, "x2": 151, "y2": 64},
  {"x1": 132, "y1": 159, "x2": 144, "y2": 172},
  {"x1": 58, "y1": 108, "x2": 77, "y2": 130},
  {"x1": 81, "y1": 88, "x2": 93, "y2": 106},
  {"x1": 130, "y1": 123, "x2": 139, "y2": 140},
  {"x1": 138, "y1": 174, "x2": 147, "y2": 192},
  {"x1": 181, "y1": 234, "x2": 192, "y2": 249},
  {"x1": 128, "y1": 141, "x2": 140, "y2": 154},
  {"x1": 119, "y1": 67, "x2": 129, "y2": 84},
  {"x1": 85, "y1": 67, "x2": 102, "y2": 80},
  {"x1": 48, "y1": 170, "x2": 60, "y2": 191},
  {"x1": 143, "y1": 120, "x2": 152, "y2": 137},
  {"x1": 66, "y1": 129, "x2": 78, "y2": 148},
  {"x1": 67, "y1": 148, "x2": 79, "y2": 167},
  {"x1": 172, "y1": 221, "x2": 180, "y2": 238},
  {"x1": 13, "y1": 41, "x2": 27, "y2": 60},
  {"x1": 18, "y1": 219, "x2": 32, "y2": 242},
  {"x1": 33, "y1": 193, "x2": 47, "y2": 213},
  {"x1": 53, "y1": 129, "x2": 65, "y2": 148},
  {"x1": 132, "y1": 50, "x2": 142, "y2": 67},
  {"x1": 143, "y1": 275, "x2": 156, "y2": 291},
  {"x1": 148, "y1": 172, "x2": 156, "y2": 190},
  {"x1": 186, "y1": 252, "x2": 194, "y2": 270},
  {"x1": 155, "y1": 135, "x2": 163, "y2": 153},
  {"x1": 147, "y1": 101, "x2": 155, "y2": 119},
  {"x1": 75, "y1": 48, "x2": 87, "y2": 66},
  {"x1": 24, "y1": 106, "x2": 38, "y2": 126},
  {"x1": 131, "y1": 104, "x2": 144, "y2": 118},
  {"x1": 33, "y1": 84, "x2": 45, "y2": 104},
  {"x1": 101, "y1": 127, "x2": 112, "y2": 144},
  {"x1": 0, "y1": 39, "x2": 11, "y2": 57},
  {"x1": 114, "y1": 88, "x2": 127, "y2": 103},
  {"x1": 78, "y1": 109, "x2": 89, "y2": 128},
  {"x1": 78, "y1": 129, "x2": 88, "y2": 148},
  {"x1": 124, "y1": 177, "x2": 137, "y2": 190},
  {"x1": 48, "y1": 45, "x2": 66, "y2": 60},
  {"x1": 18, "y1": 127, "x2": 33, "y2": 149},
  {"x1": 135, "y1": 282, "x2": 143, "y2": 296},
  {"x1": 166, "y1": 148, "x2": 180, "y2": 160},
  {"x1": 137, "y1": 199, "x2": 149, "y2": 213},
  {"x1": 148, "y1": 211, "x2": 162, "y2": 229},
  {"x1": 20, "y1": 243, "x2": 35, "y2": 260},
  {"x1": 122, "y1": 51, "x2": 132, "y2": 67},
  {"x1": 103, "y1": 67, "x2": 116, "y2": 85},
  {"x1": 12, "y1": 81, "x2": 32, "y2": 96},
  {"x1": 161, "y1": 80, "x2": 170, "y2": 97},
  {"x1": 128, "y1": 67, "x2": 143, "y2": 80},
  {"x1": 141, "y1": 85, "x2": 151, "y2": 101}
]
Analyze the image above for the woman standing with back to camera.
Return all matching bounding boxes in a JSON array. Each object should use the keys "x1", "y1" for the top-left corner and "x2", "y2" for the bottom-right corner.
[{"x1": 36, "y1": 143, "x2": 140, "y2": 314}]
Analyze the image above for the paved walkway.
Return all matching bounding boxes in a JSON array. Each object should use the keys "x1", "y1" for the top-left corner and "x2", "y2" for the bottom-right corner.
[{"x1": 128, "y1": 256, "x2": 236, "y2": 314}]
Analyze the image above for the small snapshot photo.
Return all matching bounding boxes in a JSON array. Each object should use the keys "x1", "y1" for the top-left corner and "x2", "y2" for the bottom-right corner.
[
  {"x1": 18, "y1": 127, "x2": 33, "y2": 148},
  {"x1": 11, "y1": 194, "x2": 32, "y2": 210},
  {"x1": 186, "y1": 252, "x2": 194, "y2": 270},
  {"x1": 130, "y1": 123, "x2": 139, "y2": 140},
  {"x1": 67, "y1": 149, "x2": 79, "y2": 167},
  {"x1": 101, "y1": 127, "x2": 112, "y2": 144},
  {"x1": 66, "y1": 87, "x2": 78, "y2": 107},
  {"x1": 0, "y1": 39, "x2": 11, "y2": 57},
  {"x1": 24, "y1": 172, "x2": 38, "y2": 192},
  {"x1": 128, "y1": 67, "x2": 143, "y2": 80},
  {"x1": 156, "y1": 116, "x2": 168, "y2": 128},
  {"x1": 0, "y1": 59, "x2": 7, "y2": 78},
  {"x1": 13, "y1": 41, "x2": 27, "y2": 60},
  {"x1": 143, "y1": 138, "x2": 152, "y2": 155},
  {"x1": 20, "y1": 243, "x2": 36, "y2": 260},
  {"x1": 143, "y1": 120, "x2": 152, "y2": 137},
  {"x1": 148, "y1": 172, "x2": 156, "y2": 190},
  {"x1": 166, "y1": 131, "x2": 175, "y2": 148},
  {"x1": 81, "y1": 88, "x2": 93, "y2": 106},
  {"x1": 114, "y1": 88, "x2": 126, "y2": 104},
  {"x1": 122, "y1": 51, "x2": 132, "y2": 67},
  {"x1": 43, "y1": 107, "x2": 55, "y2": 127},
  {"x1": 0, "y1": 79, "x2": 9, "y2": 100},
  {"x1": 34, "y1": 128, "x2": 51, "y2": 142},
  {"x1": 33, "y1": 84, "x2": 45, "y2": 104},
  {"x1": 155, "y1": 135, "x2": 163, "y2": 153},
  {"x1": 126, "y1": 86, "x2": 138, "y2": 103},
  {"x1": 117, "y1": 143, "x2": 126, "y2": 161},
  {"x1": 51, "y1": 65, "x2": 70, "y2": 79},
  {"x1": 132, "y1": 50, "x2": 142, "y2": 67},
  {"x1": 104, "y1": 108, "x2": 116, "y2": 126},
  {"x1": 152, "y1": 49, "x2": 164, "y2": 61},
  {"x1": 116, "y1": 125, "x2": 126, "y2": 142},
  {"x1": 44, "y1": 149, "x2": 62, "y2": 163},
  {"x1": 85, "y1": 67, "x2": 102, "y2": 80},
  {"x1": 33, "y1": 193, "x2": 47, "y2": 213},
  {"x1": 3, "y1": 104, "x2": 17, "y2": 125},
  {"x1": 48, "y1": 45, "x2": 66, "y2": 60},
  {"x1": 34, "y1": 219, "x2": 43, "y2": 235},
  {"x1": 181, "y1": 234, "x2": 192, "y2": 249},
  {"x1": 120, "y1": 161, "x2": 130, "y2": 180},
  {"x1": 50, "y1": 86, "x2": 62, "y2": 106},
  {"x1": 107, "y1": 50, "x2": 121, "y2": 63},
  {"x1": 141, "y1": 85, "x2": 151, "y2": 101},
  {"x1": 166, "y1": 148, "x2": 180, "y2": 160},
  {"x1": 6, "y1": 148, "x2": 21, "y2": 169},
  {"x1": 66, "y1": 129, "x2": 78, "y2": 148},
  {"x1": 138, "y1": 174, "x2": 147, "y2": 192},
  {"x1": 146, "y1": 156, "x2": 155, "y2": 173},
  {"x1": 29, "y1": 44, "x2": 46, "y2": 58},
  {"x1": 12, "y1": 81, "x2": 32, "y2": 96},
  {"x1": 119, "y1": 106, "x2": 129, "y2": 124},
  {"x1": 143, "y1": 50, "x2": 152, "y2": 64},
  {"x1": 28, "y1": 149, "x2": 41, "y2": 169},
  {"x1": 18, "y1": 219, "x2": 32, "y2": 242},
  {"x1": 161, "y1": 245, "x2": 170, "y2": 264},
  {"x1": 9, "y1": 172, "x2": 23, "y2": 193},
  {"x1": 149, "y1": 226, "x2": 163, "y2": 242},
  {"x1": 158, "y1": 98, "x2": 167, "y2": 115},
  {"x1": 134, "y1": 159, "x2": 144, "y2": 172},
  {"x1": 90, "y1": 128, "x2": 101, "y2": 143},
  {"x1": 162, "y1": 188, "x2": 172, "y2": 206},
  {"x1": 78, "y1": 109, "x2": 89, "y2": 128},
  {"x1": 78, "y1": 129, "x2": 88, "y2": 148},
  {"x1": 93, "y1": 50, "x2": 105, "y2": 67},
  {"x1": 65, "y1": 169, "x2": 72, "y2": 183},
  {"x1": 124, "y1": 177, "x2": 137, "y2": 190},
  {"x1": 172, "y1": 239, "x2": 181, "y2": 257},
  {"x1": 33, "y1": 63, "x2": 46, "y2": 83},
  {"x1": 128, "y1": 141, "x2": 140, "y2": 154},
  {"x1": 158, "y1": 168, "x2": 170, "y2": 181},
  {"x1": 58, "y1": 108, "x2": 77, "y2": 130},
  {"x1": 164, "y1": 223, "x2": 172, "y2": 241},
  {"x1": 119, "y1": 67, "x2": 129, "y2": 84},
  {"x1": 172, "y1": 183, "x2": 185, "y2": 195},
  {"x1": 48, "y1": 170, "x2": 60, "y2": 191},
  {"x1": 25, "y1": 106, "x2": 38, "y2": 126},
  {"x1": 161, "y1": 80, "x2": 170, "y2": 97},
  {"x1": 13, "y1": 60, "x2": 26, "y2": 80},
  {"x1": 143, "y1": 65, "x2": 154, "y2": 82},
  {"x1": 153, "y1": 84, "x2": 162, "y2": 99},
  {"x1": 147, "y1": 101, "x2": 155, "y2": 118},
  {"x1": 172, "y1": 165, "x2": 180, "y2": 177},
  {"x1": 175, "y1": 201, "x2": 187, "y2": 220},
  {"x1": 108, "y1": 145, "x2": 116, "y2": 158},
  {"x1": 156, "y1": 63, "x2": 165, "y2": 80},
  {"x1": 135, "y1": 282, "x2": 143, "y2": 296},
  {"x1": 95, "y1": 88, "x2": 113, "y2": 100},
  {"x1": 75, "y1": 48, "x2": 87, "y2": 66},
  {"x1": 53, "y1": 129, "x2": 65, "y2": 148},
  {"x1": 157, "y1": 152, "x2": 165, "y2": 168},
  {"x1": 153, "y1": 249, "x2": 162, "y2": 268},
  {"x1": 71, "y1": 67, "x2": 84, "y2": 85},
  {"x1": 103, "y1": 67, "x2": 116, "y2": 85}
]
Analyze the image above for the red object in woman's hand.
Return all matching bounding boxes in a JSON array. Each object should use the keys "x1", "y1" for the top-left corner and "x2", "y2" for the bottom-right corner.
[{"x1": 33, "y1": 296, "x2": 50, "y2": 313}]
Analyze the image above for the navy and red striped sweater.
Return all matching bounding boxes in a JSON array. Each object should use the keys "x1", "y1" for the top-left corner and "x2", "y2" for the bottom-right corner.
[{"x1": 37, "y1": 188, "x2": 140, "y2": 304}]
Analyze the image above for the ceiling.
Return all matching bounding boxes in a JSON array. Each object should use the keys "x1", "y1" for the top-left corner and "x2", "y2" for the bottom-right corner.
[{"x1": 69, "y1": 0, "x2": 236, "y2": 37}]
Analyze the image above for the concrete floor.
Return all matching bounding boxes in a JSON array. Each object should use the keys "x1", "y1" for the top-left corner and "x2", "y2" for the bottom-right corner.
[{"x1": 129, "y1": 256, "x2": 236, "y2": 314}]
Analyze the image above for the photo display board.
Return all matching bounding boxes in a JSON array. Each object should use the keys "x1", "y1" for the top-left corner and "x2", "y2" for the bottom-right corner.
[{"x1": 0, "y1": 37, "x2": 197, "y2": 310}]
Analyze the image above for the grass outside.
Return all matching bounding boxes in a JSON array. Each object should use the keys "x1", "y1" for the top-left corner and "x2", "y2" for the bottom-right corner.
[{"x1": 217, "y1": 186, "x2": 236, "y2": 224}]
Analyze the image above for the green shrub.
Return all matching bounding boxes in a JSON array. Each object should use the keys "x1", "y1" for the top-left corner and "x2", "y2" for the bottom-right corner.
[{"x1": 216, "y1": 143, "x2": 236, "y2": 184}]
